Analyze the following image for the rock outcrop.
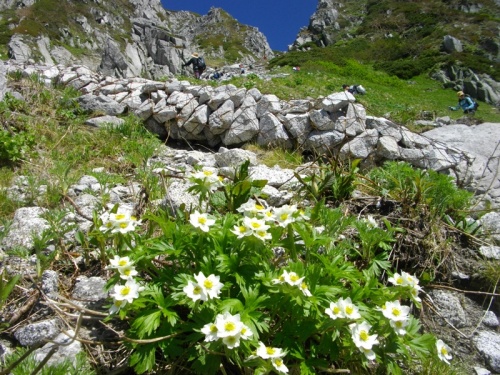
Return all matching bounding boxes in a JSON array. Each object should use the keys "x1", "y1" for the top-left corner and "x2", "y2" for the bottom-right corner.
[
  {"x1": 2, "y1": 1, "x2": 273, "y2": 80},
  {"x1": 5, "y1": 60, "x2": 500, "y2": 210}
]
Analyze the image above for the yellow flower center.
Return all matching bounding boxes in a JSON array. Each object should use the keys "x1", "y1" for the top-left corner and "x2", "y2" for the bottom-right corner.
[
  {"x1": 123, "y1": 269, "x2": 131, "y2": 276},
  {"x1": 115, "y1": 214, "x2": 126, "y2": 220},
  {"x1": 193, "y1": 285, "x2": 202, "y2": 295},
  {"x1": 280, "y1": 213, "x2": 288, "y2": 221},
  {"x1": 198, "y1": 216, "x2": 207, "y2": 224},
  {"x1": 345, "y1": 306, "x2": 354, "y2": 315},
  {"x1": 210, "y1": 324, "x2": 217, "y2": 333},
  {"x1": 333, "y1": 306, "x2": 340, "y2": 314},
  {"x1": 255, "y1": 204, "x2": 264, "y2": 210},
  {"x1": 441, "y1": 347, "x2": 448, "y2": 355},
  {"x1": 238, "y1": 226, "x2": 246, "y2": 233},
  {"x1": 120, "y1": 286, "x2": 131, "y2": 296},
  {"x1": 274, "y1": 359, "x2": 283, "y2": 366},
  {"x1": 119, "y1": 222, "x2": 128, "y2": 228},
  {"x1": 266, "y1": 347, "x2": 275, "y2": 355},
  {"x1": 395, "y1": 321, "x2": 403, "y2": 328},
  {"x1": 203, "y1": 279, "x2": 213, "y2": 289},
  {"x1": 396, "y1": 277, "x2": 403, "y2": 284},
  {"x1": 251, "y1": 222, "x2": 261, "y2": 229},
  {"x1": 203, "y1": 170, "x2": 213, "y2": 176},
  {"x1": 392, "y1": 308, "x2": 401, "y2": 317},
  {"x1": 224, "y1": 322, "x2": 236, "y2": 332},
  {"x1": 290, "y1": 274, "x2": 299, "y2": 282},
  {"x1": 118, "y1": 259, "x2": 127, "y2": 266},
  {"x1": 359, "y1": 330, "x2": 369, "y2": 341},
  {"x1": 241, "y1": 327, "x2": 247, "y2": 334},
  {"x1": 301, "y1": 282, "x2": 307, "y2": 290}
]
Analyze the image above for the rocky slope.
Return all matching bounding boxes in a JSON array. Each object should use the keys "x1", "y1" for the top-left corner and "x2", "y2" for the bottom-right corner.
[{"x1": 0, "y1": 0, "x2": 273, "y2": 79}]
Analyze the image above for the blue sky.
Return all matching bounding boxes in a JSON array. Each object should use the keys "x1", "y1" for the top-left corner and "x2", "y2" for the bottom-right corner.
[{"x1": 161, "y1": 1, "x2": 318, "y2": 52}]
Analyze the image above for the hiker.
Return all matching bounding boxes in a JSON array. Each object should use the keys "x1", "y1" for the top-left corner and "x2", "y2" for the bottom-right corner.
[
  {"x1": 449, "y1": 91, "x2": 477, "y2": 114},
  {"x1": 211, "y1": 68, "x2": 221, "y2": 80},
  {"x1": 183, "y1": 52, "x2": 206, "y2": 79}
]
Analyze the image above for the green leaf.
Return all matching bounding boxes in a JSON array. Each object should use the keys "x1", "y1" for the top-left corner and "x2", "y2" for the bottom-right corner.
[
  {"x1": 0, "y1": 271, "x2": 20, "y2": 303},
  {"x1": 130, "y1": 344, "x2": 156, "y2": 374},
  {"x1": 131, "y1": 310, "x2": 162, "y2": 339}
]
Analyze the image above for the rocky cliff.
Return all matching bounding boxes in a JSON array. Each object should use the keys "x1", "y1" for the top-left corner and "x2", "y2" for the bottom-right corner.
[{"x1": 0, "y1": 0, "x2": 274, "y2": 79}]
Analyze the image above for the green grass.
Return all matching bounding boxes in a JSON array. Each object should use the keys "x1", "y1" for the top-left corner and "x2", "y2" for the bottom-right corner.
[{"x1": 221, "y1": 59, "x2": 500, "y2": 125}]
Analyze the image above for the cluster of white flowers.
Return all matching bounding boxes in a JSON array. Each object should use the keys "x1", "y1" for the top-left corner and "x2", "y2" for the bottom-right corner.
[
  {"x1": 187, "y1": 167, "x2": 224, "y2": 192},
  {"x1": 201, "y1": 312, "x2": 253, "y2": 349},
  {"x1": 349, "y1": 321, "x2": 379, "y2": 360},
  {"x1": 183, "y1": 272, "x2": 224, "y2": 302},
  {"x1": 388, "y1": 271, "x2": 422, "y2": 302},
  {"x1": 108, "y1": 256, "x2": 143, "y2": 314},
  {"x1": 325, "y1": 297, "x2": 361, "y2": 320},
  {"x1": 100, "y1": 205, "x2": 141, "y2": 234},
  {"x1": 253, "y1": 341, "x2": 288, "y2": 373},
  {"x1": 272, "y1": 270, "x2": 312, "y2": 297},
  {"x1": 379, "y1": 300, "x2": 411, "y2": 336},
  {"x1": 231, "y1": 199, "x2": 309, "y2": 242},
  {"x1": 189, "y1": 211, "x2": 216, "y2": 232}
]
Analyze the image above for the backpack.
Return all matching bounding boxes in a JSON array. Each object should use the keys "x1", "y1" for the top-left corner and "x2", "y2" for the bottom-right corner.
[
  {"x1": 197, "y1": 56, "x2": 206, "y2": 71},
  {"x1": 465, "y1": 94, "x2": 479, "y2": 110}
]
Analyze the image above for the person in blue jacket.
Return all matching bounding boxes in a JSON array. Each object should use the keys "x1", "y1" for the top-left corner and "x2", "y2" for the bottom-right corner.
[{"x1": 449, "y1": 91, "x2": 476, "y2": 114}]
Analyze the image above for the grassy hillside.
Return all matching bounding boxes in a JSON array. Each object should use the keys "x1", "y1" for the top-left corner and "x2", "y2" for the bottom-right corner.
[{"x1": 219, "y1": 59, "x2": 500, "y2": 126}]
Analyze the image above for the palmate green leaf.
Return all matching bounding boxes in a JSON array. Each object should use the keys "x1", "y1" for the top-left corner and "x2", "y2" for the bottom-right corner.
[
  {"x1": 407, "y1": 333, "x2": 435, "y2": 357},
  {"x1": 131, "y1": 310, "x2": 162, "y2": 339},
  {"x1": 129, "y1": 343, "x2": 156, "y2": 374},
  {"x1": 218, "y1": 298, "x2": 245, "y2": 313}
]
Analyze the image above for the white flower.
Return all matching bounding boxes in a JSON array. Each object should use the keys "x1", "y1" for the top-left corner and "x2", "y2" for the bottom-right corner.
[
  {"x1": 350, "y1": 321, "x2": 379, "y2": 351},
  {"x1": 109, "y1": 299, "x2": 127, "y2": 314},
  {"x1": 243, "y1": 216, "x2": 270, "y2": 233},
  {"x1": 193, "y1": 272, "x2": 223, "y2": 300},
  {"x1": 254, "y1": 229, "x2": 272, "y2": 242},
  {"x1": 215, "y1": 312, "x2": 244, "y2": 338},
  {"x1": 189, "y1": 211, "x2": 215, "y2": 232},
  {"x1": 256, "y1": 342, "x2": 285, "y2": 359},
  {"x1": 110, "y1": 279, "x2": 142, "y2": 304},
  {"x1": 314, "y1": 225, "x2": 325, "y2": 234},
  {"x1": 282, "y1": 270, "x2": 304, "y2": 287},
  {"x1": 359, "y1": 347, "x2": 376, "y2": 361},
  {"x1": 380, "y1": 300, "x2": 410, "y2": 321},
  {"x1": 118, "y1": 265, "x2": 138, "y2": 280},
  {"x1": 271, "y1": 357, "x2": 289, "y2": 373},
  {"x1": 108, "y1": 255, "x2": 133, "y2": 269},
  {"x1": 436, "y1": 339, "x2": 452, "y2": 364},
  {"x1": 410, "y1": 285, "x2": 422, "y2": 303},
  {"x1": 325, "y1": 300, "x2": 344, "y2": 320},
  {"x1": 364, "y1": 215, "x2": 378, "y2": 228},
  {"x1": 297, "y1": 209, "x2": 310, "y2": 221},
  {"x1": 239, "y1": 324, "x2": 253, "y2": 340},
  {"x1": 201, "y1": 322, "x2": 219, "y2": 342},
  {"x1": 231, "y1": 224, "x2": 252, "y2": 238},
  {"x1": 100, "y1": 206, "x2": 141, "y2": 234},
  {"x1": 189, "y1": 168, "x2": 223, "y2": 191},
  {"x1": 388, "y1": 272, "x2": 405, "y2": 286},
  {"x1": 183, "y1": 280, "x2": 206, "y2": 302},
  {"x1": 222, "y1": 335, "x2": 241, "y2": 349},
  {"x1": 390, "y1": 318, "x2": 409, "y2": 336},
  {"x1": 401, "y1": 271, "x2": 419, "y2": 288},
  {"x1": 340, "y1": 297, "x2": 361, "y2": 320},
  {"x1": 272, "y1": 205, "x2": 297, "y2": 227},
  {"x1": 272, "y1": 273, "x2": 286, "y2": 285},
  {"x1": 237, "y1": 199, "x2": 268, "y2": 217},
  {"x1": 300, "y1": 282, "x2": 312, "y2": 297}
]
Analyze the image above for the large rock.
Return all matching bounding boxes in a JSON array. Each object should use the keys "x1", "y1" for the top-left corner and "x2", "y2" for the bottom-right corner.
[
  {"x1": 424, "y1": 123, "x2": 500, "y2": 209},
  {"x1": 1, "y1": 207, "x2": 49, "y2": 251}
]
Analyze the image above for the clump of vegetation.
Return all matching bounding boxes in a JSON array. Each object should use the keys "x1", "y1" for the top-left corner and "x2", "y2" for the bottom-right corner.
[{"x1": 0, "y1": 69, "x2": 488, "y2": 375}]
